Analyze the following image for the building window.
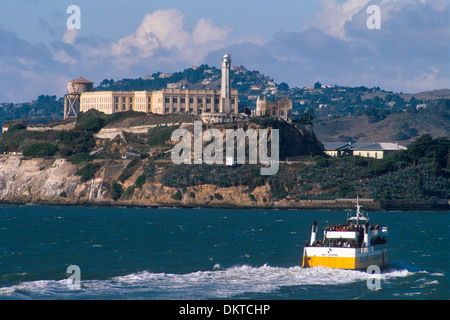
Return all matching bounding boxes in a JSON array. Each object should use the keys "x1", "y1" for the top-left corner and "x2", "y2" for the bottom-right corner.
[
  {"x1": 198, "y1": 98, "x2": 203, "y2": 104},
  {"x1": 189, "y1": 98, "x2": 194, "y2": 104},
  {"x1": 215, "y1": 98, "x2": 220, "y2": 104},
  {"x1": 231, "y1": 99, "x2": 235, "y2": 104},
  {"x1": 173, "y1": 97, "x2": 178, "y2": 104},
  {"x1": 206, "y1": 98, "x2": 211, "y2": 104},
  {"x1": 181, "y1": 98, "x2": 186, "y2": 104},
  {"x1": 165, "y1": 97, "x2": 170, "y2": 103},
  {"x1": 148, "y1": 97, "x2": 151, "y2": 103}
]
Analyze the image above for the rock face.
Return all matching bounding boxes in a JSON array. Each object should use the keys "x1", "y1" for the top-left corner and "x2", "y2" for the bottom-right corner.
[
  {"x1": 0, "y1": 155, "x2": 387, "y2": 210},
  {"x1": 0, "y1": 156, "x2": 273, "y2": 208},
  {"x1": 0, "y1": 156, "x2": 81, "y2": 204}
]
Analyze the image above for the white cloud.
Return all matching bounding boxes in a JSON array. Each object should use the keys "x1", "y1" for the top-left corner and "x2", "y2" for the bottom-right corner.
[
  {"x1": 111, "y1": 9, "x2": 189, "y2": 58},
  {"x1": 63, "y1": 29, "x2": 78, "y2": 45},
  {"x1": 192, "y1": 18, "x2": 232, "y2": 44},
  {"x1": 306, "y1": 0, "x2": 371, "y2": 39},
  {"x1": 52, "y1": 49, "x2": 78, "y2": 64},
  {"x1": 306, "y1": 0, "x2": 450, "y2": 40},
  {"x1": 109, "y1": 8, "x2": 232, "y2": 67}
]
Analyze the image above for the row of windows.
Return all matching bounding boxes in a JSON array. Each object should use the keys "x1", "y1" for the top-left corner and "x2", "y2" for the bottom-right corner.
[
  {"x1": 163, "y1": 107, "x2": 214, "y2": 114},
  {"x1": 83, "y1": 97, "x2": 112, "y2": 104},
  {"x1": 357, "y1": 152, "x2": 380, "y2": 158},
  {"x1": 164, "y1": 97, "x2": 236, "y2": 104}
]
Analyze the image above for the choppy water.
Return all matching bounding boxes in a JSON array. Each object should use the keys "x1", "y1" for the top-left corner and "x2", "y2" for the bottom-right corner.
[{"x1": 0, "y1": 205, "x2": 448, "y2": 300}]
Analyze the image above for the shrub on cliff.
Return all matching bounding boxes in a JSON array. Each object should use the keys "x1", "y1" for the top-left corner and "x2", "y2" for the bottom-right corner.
[
  {"x1": 68, "y1": 152, "x2": 94, "y2": 165},
  {"x1": 58, "y1": 130, "x2": 96, "y2": 155},
  {"x1": 147, "y1": 125, "x2": 179, "y2": 147},
  {"x1": 75, "y1": 109, "x2": 116, "y2": 133},
  {"x1": 111, "y1": 181, "x2": 124, "y2": 201},
  {"x1": 75, "y1": 163, "x2": 101, "y2": 182},
  {"x1": 172, "y1": 189, "x2": 182, "y2": 201},
  {"x1": 23, "y1": 142, "x2": 58, "y2": 157},
  {"x1": 135, "y1": 175, "x2": 146, "y2": 189},
  {"x1": 119, "y1": 158, "x2": 141, "y2": 183}
]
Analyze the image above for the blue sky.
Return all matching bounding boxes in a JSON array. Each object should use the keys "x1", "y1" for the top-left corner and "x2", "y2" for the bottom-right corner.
[{"x1": 0, "y1": 0, "x2": 448, "y2": 102}]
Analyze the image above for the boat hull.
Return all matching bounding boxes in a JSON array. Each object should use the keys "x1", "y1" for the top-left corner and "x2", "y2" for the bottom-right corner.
[{"x1": 302, "y1": 245, "x2": 388, "y2": 270}]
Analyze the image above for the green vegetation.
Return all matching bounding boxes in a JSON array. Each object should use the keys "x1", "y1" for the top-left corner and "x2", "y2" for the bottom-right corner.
[
  {"x1": 68, "y1": 152, "x2": 94, "y2": 165},
  {"x1": 160, "y1": 164, "x2": 266, "y2": 190},
  {"x1": 75, "y1": 163, "x2": 101, "y2": 182},
  {"x1": 123, "y1": 185, "x2": 136, "y2": 199},
  {"x1": 0, "y1": 95, "x2": 63, "y2": 127},
  {"x1": 118, "y1": 158, "x2": 141, "y2": 183},
  {"x1": 58, "y1": 130, "x2": 96, "y2": 156},
  {"x1": 147, "y1": 125, "x2": 179, "y2": 147},
  {"x1": 214, "y1": 193, "x2": 223, "y2": 200},
  {"x1": 172, "y1": 189, "x2": 182, "y2": 201},
  {"x1": 23, "y1": 142, "x2": 58, "y2": 157},
  {"x1": 135, "y1": 175, "x2": 146, "y2": 189},
  {"x1": 290, "y1": 135, "x2": 449, "y2": 201},
  {"x1": 111, "y1": 181, "x2": 124, "y2": 201}
]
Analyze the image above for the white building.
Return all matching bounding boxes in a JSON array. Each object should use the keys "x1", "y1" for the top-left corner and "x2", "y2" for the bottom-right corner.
[
  {"x1": 77, "y1": 54, "x2": 239, "y2": 123},
  {"x1": 323, "y1": 142, "x2": 407, "y2": 159}
]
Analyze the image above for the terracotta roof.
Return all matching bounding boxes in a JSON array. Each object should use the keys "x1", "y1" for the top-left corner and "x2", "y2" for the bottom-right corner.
[{"x1": 69, "y1": 77, "x2": 94, "y2": 84}]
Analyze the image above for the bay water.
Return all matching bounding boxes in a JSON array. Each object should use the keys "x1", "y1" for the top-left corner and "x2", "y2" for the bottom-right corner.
[{"x1": 0, "y1": 204, "x2": 448, "y2": 300}]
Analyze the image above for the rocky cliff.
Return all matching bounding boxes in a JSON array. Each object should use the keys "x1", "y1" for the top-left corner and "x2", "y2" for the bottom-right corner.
[{"x1": 0, "y1": 155, "x2": 274, "y2": 208}]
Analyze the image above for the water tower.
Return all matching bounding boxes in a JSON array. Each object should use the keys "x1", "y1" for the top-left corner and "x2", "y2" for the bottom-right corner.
[{"x1": 64, "y1": 77, "x2": 94, "y2": 120}]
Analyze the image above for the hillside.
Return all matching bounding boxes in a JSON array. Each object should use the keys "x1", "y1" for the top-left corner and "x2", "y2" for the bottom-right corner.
[
  {"x1": 0, "y1": 109, "x2": 448, "y2": 210},
  {"x1": 313, "y1": 101, "x2": 450, "y2": 144}
]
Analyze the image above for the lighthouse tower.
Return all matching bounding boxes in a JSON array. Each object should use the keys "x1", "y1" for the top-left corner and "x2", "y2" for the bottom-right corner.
[{"x1": 219, "y1": 53, "x2": 232, "y2": 114}]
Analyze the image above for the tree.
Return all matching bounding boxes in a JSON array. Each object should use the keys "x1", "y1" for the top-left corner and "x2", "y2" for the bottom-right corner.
[
  {"x1": 314, "y1": 82, "x2": 322, "y2": 89},
  {"x1": 111, "y1": 181, "x2": 124, "y2": 201},
  {"x1": 100, "y1": 79, "x2": 110, "y2": 87},
  {"x1": 278, "y1": 82, "x2": 289, "y2": 91},
  {"x1": 23, "y1": 142, "x2": 58, "y2": 157}
]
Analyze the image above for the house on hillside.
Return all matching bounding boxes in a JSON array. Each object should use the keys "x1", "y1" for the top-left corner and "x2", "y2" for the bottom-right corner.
[
  {"x1": 322, "y1": 142, "x2": 353, "y2": 158},
  {"x1": 323, "y1": 142, "x2": 407, "y2": 159},
  {"x1": 351, "y1": 142, "x2": 407, "y2": 159}
]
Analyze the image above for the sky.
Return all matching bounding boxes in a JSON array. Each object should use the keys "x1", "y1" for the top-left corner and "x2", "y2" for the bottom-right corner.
[{"x1": 0, "y1": 0, "x2": 448, "y2": 103}]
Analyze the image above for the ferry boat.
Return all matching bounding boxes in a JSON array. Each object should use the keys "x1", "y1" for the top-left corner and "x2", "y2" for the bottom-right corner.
[{"x1": 302, "y1": 199, "x2": 388, "y2": 270}]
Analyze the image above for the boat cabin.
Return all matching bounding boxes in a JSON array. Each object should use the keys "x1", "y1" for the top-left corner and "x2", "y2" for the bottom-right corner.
[{"x1": 307, "y1": 203, "x2": 388, "y2": 248}]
